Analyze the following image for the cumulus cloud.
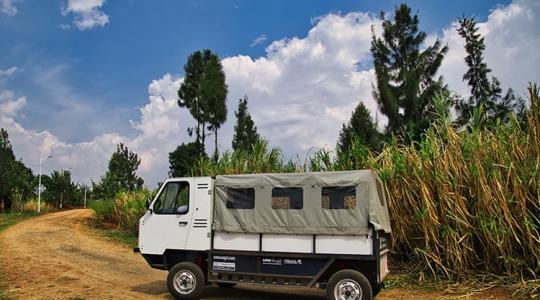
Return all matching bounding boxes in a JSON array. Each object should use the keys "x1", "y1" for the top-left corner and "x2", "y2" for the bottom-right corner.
[
  {"x1": 0, "y1": 66, "x2": 123, "y2": 184},
  {"x1": 128, "y1": 74, "x2": 191, "y2": 183},
  {"x1": 2, "y1": 0, "x2": 540, "y2": 187},
  {"x1": 433, "y1": 0, "x2": 540, "y2": 98},
  {"x1": 61, "y1": 0, "x2": 109, "y2": 30},
  {"x1": 0, "y1": 67, "x2": 18, "y2": 78},
  {"x1": 0, "y1": 70, "x2": 185, "y2": 186},
  {"x1": 1, "y1": 0, "x2": 17, "y2": 16},
  {"x1": 221, "y1": 12, "x2": 382, "y2": 154},
  {"x1": 0, "y1": 94, "x2": 26, "y2": 117},
  {"x1": 0, "y1": 67, "x2": 24, "y2": 118},
  {"x1": 250, "y1": 34, "x2": 268, "y2": 47}
]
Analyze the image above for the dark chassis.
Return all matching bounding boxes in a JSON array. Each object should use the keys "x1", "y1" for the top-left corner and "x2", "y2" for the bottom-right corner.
[{"x1": 135, "y1": 227, "x2": 390, "y2": 300}]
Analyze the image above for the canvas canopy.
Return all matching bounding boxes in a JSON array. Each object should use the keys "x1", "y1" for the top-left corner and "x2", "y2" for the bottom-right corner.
[{"x1": 212, "y1": 170, "x2": 391, "y2": 235}]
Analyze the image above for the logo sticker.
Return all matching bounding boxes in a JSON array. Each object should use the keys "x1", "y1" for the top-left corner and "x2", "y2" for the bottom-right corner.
[
  {"x1": 213, "y1": 261, "x2": 235, "y2": 271},
  {"x1": 284, "y1": 259, "x2": 302, "y2": 265},
  {"x1": 262, "y1": 258, "x2": 282, "y2": 266}
]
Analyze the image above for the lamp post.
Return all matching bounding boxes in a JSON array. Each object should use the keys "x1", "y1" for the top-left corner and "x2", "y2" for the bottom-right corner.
[
  {"x1": 38, "y1": 155, "x2": 52, "y2": 213},
  {"x1": 86, "y1": 177, "x2": 93, "y2": 209}
]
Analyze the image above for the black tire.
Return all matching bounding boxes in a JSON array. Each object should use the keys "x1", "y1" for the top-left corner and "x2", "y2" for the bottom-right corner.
[
  {"x1": 216, "y1": 282, "x2": 236, "y2": 288},
  {"x1": 326, "y1": 269, "x2": 372, "y2": 300},
  {"x1": 167, "y1": 262, "x2": 205, "y2": 300}
]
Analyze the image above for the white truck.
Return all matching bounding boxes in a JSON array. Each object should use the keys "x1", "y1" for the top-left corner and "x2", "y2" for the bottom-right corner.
[{"x1": 136, "y1": 170, "x2": 391, "y2": 300}]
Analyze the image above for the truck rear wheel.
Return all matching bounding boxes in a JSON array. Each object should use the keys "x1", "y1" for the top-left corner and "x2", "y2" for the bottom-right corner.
[
  {"x1": 167, "y1": 262, "x2": 205, "y2": 299},
  {"x1": 326, "y1": 269, "x2": 372, "y2": 300}
]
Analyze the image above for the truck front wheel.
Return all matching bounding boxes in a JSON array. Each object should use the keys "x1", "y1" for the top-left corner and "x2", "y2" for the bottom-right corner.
[
  {"x1": 326, "y1": 269, "x2": 372, "y2": 300},
  {"x1": 167, "y1": 262, "x2": 205, "y2": 299}
]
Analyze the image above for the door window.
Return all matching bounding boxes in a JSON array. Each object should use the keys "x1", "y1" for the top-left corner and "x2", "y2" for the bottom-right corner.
[{"x1": 153, "y1": 181, "x2": 190, "y2": 214}]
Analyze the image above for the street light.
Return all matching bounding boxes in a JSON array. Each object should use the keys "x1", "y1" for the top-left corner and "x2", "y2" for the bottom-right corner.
[
  {"x1": 85, "y1": 177, "x2": 93, "y2": 209},
  {"x1": 38, "y1": 155, "x2": 53, "y2": 213}
]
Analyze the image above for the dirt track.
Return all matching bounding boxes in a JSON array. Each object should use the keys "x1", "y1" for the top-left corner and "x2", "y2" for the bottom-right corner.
[{"x1": 0, "y1": 209, "x2": 510, "y2": 299}]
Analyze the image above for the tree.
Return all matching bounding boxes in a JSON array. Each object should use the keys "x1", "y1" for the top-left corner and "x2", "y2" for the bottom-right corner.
[
  {"x1": 48, "y1": 170, "x2": 76, "y2": 209},
  {"x1": 337, "y1": 102, "x2": 381, "y2": 153},
  {"x1": 178, "y1": 49, "x2": 228, "y2": 160},
  {"x1": 232, "y1": 96, "x2": 260, "y2": 152},
  {"x1": 169, "y1": 142, "x2": 199, "y2": 177},
  {"x1": 456, "y1": 18, "x2": 524, "y2": 126},
  {"x1": 93, "y1": 143, "x2": 143, "y2": 199},
  {"x1": 371, "y1": 4, "x2": 448, "y2": 141},
  {"x1": 204, "y1": 54, "x2": 228, "y2": 161},
  {"x1": 0, "y1": 128, "x2": 15, "y2": 161},
  {"x1": 0, "y1": 128, "x2": 33, "y2": 211}
]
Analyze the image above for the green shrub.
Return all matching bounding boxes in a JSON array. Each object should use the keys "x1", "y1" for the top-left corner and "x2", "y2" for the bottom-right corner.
[
  {"x1": 89, "y1": 199, "x2": 116, "y2": 224},
  {"x1": 113, "y1": 190, "x2": 152, "y2": 233}
]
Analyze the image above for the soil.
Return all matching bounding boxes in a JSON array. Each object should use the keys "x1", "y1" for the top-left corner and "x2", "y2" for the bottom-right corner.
[{"x1": 0, "y1": 209, "x2": 512, "y2": 299}]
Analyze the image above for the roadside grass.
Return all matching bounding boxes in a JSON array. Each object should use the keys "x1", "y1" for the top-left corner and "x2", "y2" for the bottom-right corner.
[
  {"x1": 0, "y1": 211, "x2": 38, "y2": 233},
  {"x1": 87, "y1": 190, "x2": 150, "y2": 249},
  {"x1": 87, "y1": 217, "x2": 138, "y2": 249},
  {"x1": 93, "y1": 226, "x2": 138, "y2": 249}
]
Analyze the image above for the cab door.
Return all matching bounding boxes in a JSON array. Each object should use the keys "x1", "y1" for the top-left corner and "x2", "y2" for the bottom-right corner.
[{"x1": 139, "y1": 179, "x2": 193, "y2": 255}]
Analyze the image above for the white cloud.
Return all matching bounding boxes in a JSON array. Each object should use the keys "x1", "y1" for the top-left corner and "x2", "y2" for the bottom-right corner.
[
  {"x1": 0, "y1": 94, "x2": 25, "y2": 117},
  {"x1": 250, "y1": 34, "x2": 268, "y2": 47},
  {"x1": 221, "y1": 12, "x2": 382, "y2": 154},
  {"x1": 0, "y1": 71, "x2": 184, "y2": 186},
  {"x1": 61, "y1": 0, "x2": 109, "y2": 30},
  {"x1": 0, "y1": 67, "x2": 18, "y2": 78},
  {"x1": 2, "y1": 0, "x2": 540, "y2": 188},
  {"x1": 434, "y1": 0, "x2": 540, "y2": 98},
  {"x1": 0, "y1": 68, "x2": 24, "y2": 118},
  {"x1": 128, "y1": 74, "x2": 191, "y2": 182},
  {"x1": 1, "y1": 0, "x2": 17, "y2": 16},
  {"x1": 0, "y1": 67, "x2": 123, "y2": 184}
]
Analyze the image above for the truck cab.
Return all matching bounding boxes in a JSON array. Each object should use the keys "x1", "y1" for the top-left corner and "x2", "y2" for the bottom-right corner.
[
  {"x1": 139, "y1": 177, "x2": 213, "y2": 258},
  {"x1": 137, "y1": 171, "x2": 391, "y2": 300}
]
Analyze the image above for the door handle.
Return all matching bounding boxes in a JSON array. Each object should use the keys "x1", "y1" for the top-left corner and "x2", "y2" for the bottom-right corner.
[{"x1": 179, "y1": 221, "x2": 188, "y2": 226}]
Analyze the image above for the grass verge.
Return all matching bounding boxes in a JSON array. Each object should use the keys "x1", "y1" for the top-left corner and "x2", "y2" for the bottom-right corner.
[
  {"x1": 87, "y1": 218, "x2": 138, "y2": 249},
  {"x1": 95, "y1": 226, "x2": 138, "y2": 249},
  {"x1": 0, "y1": 212, "x2": 37, "y2": 233}
]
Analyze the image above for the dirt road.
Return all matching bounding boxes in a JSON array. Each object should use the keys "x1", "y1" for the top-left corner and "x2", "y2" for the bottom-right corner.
[{"x1": 0, "y1": 209, "x2": 509, "y2": 299}]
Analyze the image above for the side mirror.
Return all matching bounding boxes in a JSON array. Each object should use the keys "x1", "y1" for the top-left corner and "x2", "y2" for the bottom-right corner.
[{"x1": 146, "y1": 197, "x2": 153, "y2": 213}]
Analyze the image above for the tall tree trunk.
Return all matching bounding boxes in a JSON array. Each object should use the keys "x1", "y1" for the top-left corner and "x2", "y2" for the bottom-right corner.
[
  {"x1": 201, "y1": 123, "x2": 206, "y2": 157},
  {"x1": 213, "y1": 127, "x2": 218, "y2": 162},
  {"x1": 196, "y1": 96, "x2": 201, "y2": 159}
]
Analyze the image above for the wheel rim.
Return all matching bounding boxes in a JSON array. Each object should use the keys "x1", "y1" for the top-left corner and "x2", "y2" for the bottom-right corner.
[
  {"x1": 173, "y1": 270, "x2": 196, "y2": 295},
  {"x1": 334, "y1": 279, "x2": 362, "y2": 300}
]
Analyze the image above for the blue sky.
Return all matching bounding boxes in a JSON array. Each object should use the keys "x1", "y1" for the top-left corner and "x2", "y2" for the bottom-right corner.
[
  {"x1": 1, "y1": 0, "x2": 538, "y2": 186},
  {"x1": 0, "y1": 0, "x2": 509, "y2": 141}
]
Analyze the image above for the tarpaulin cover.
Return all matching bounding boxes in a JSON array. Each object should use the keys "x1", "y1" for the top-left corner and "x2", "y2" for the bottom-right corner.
[{"x1": 212, "y1": 170, "x2": 391, "y2": 235}]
